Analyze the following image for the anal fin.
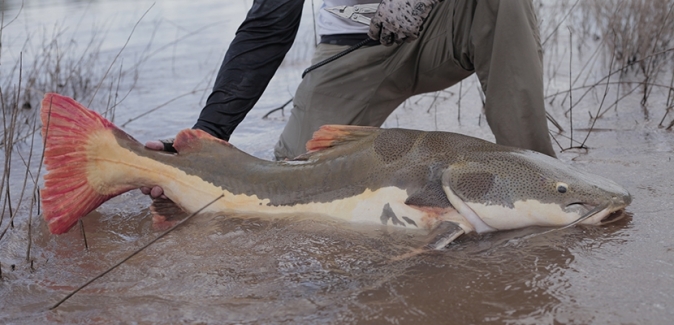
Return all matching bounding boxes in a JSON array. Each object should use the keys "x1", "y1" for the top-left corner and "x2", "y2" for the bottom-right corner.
[{"x1": 150, "y1": 197, "x2": 189, "y2": 230}]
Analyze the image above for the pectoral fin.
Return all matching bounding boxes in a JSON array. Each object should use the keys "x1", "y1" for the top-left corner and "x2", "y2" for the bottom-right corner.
[
  {"x1": 391, "y1": 221, "x2": 465, "y2": 261},
  {"x1": 424, "y1": 221, "x2": 465, "y2": 250}
]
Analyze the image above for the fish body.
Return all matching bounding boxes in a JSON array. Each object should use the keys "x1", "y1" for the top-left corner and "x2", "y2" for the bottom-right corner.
[{"x1": 40, "y1": 94, "x2": 631, "y2": 244}]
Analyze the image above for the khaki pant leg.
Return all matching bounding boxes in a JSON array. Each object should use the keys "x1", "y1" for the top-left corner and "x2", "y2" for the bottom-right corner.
[
  {"x1": 274, "y1": 0, "x2": 470, "y2": 160},
  {"x1": 274, "y1": 0, "x2": 555, "y2": 160},
  {"x1": 468, "y1": 0, "x2": 556, "y2": 157},
  {"x1": 273, "y1": 43, "x2": 398, "y2": 160}
]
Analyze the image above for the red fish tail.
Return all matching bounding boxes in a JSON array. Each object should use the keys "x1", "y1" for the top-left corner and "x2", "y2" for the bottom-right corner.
[{"x1": 40, "y1": 93, "x2": 133, "y2": 234}]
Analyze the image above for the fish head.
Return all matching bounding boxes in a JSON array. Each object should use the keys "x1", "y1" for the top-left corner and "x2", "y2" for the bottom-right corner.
[{"x1": 442, "y1": 149, "x2": 632, "y2": 233}]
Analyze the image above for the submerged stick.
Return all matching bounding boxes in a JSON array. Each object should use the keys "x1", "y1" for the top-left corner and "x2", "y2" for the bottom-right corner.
[
  {"x1": 79, "y1": 220, "x2": 88, "y2": 251},
  {"x1": 26, "y1": 190, "x2": 36, "y2": 262},
  {"x1": 49, "y1": 193, "x2": 225, "y2": 310},
  {"x1": 568, "y1": 29, "x2": 574, "y2": 149}
]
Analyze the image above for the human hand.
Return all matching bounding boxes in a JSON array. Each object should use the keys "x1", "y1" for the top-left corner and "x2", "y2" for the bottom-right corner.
[
  {"x1": 368, "y1": 0, "x2": 439, "y2": 46},
  {"x1": 140, "y1": 139, "x2": 176, "y2": 199}
]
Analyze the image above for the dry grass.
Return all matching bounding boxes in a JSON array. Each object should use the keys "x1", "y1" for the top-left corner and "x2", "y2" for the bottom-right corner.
[
  {"x1": 583, "y1": 0, "x2": 674, "y2": 73},
  {"x1": 579, "y1": 0, "x2": 674, "y2": 121},
  {"x1": 534, "y1": 0, "x2": 674, "y2": 149},
  {"x1": 0, "y1": 17, "x2": 137, "y2": 267}
]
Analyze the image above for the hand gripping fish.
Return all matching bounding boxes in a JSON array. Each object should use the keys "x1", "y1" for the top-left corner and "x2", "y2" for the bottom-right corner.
[{"x1": 40, "y1": 94, "x2": 631, "y2": 249}]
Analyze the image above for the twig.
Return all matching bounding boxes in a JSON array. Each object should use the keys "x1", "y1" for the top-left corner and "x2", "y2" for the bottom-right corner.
[
  {"x1": 0, "y1": 0, "x2": 23, "y2": 29},
  {"x1": 541, "y1": 0, "x2": 580, "y2": 46},
  {"x1": 549, "y1": 130, "x2": 564, "y2": 152},
  {"x1": 580, "y1": 33, "x2": 616, "y2": 149},
  {"x1": 639, "y1": 3, "x2": 674, "y2": 111},
  {"x1": 26, "y1": 189, "x2": 37, "y2": 262},
  {"x1": 1, "y1": 53, "x2": 23, "y2": 231},
  {"x1": 13, "y1": 93, "x2": 38, "y2": 231},
  {"x1": 262, "y1": 98, "x2": 293, "y2": 119},
  {"x1": 311, "y1": 0, "x2": 318, "y2": 46},
  {"x1": 125, "y1": 21, "x2": 222, "y2": 76},
  {"x1": 546, "y1": 112, "x2": 564, "y2": 133},
  {"x1": 49, "y1": 193, "x2": 225, "y2": 310},
  {"x1": 596, "y1": 82, "x2": 642, "y2": 118},
  {"x1": 457, "y1": 81, "x2": 463, "y2": 123},
  {"x1": 555, "y1": 131, "x2": 586, "y2": 149},
  {"x1": 21, "y1": 110, "x2": 38, "y2": 262},
  {"x1": 667, "y1": 121, "x2": 674, "y2": 130},
  {"x1": 26, "y1": 97, "x2": 53, "y2": 258},
  {"x1": 87, "y1": 2, "x2": 156, "y2": 107},
  {"x1": 545, "y1": 81, "x2": 674, "y2": 99},
  {"x1": 660, "y1": 107, "x2": 673, "y2": 128},
  {"x1": 568, "y1": 28, "x2": 574, "y2": 149},
  {"x1": 659, "y1": 67, "x2": 674, "y2": 127},
  {"x1": 425, "y1": 93, "x2": 439, "y2": 114},
  {"x1": 79, "y1": 220, "x2": 88, "y2": 251},
  {"x1": 121, "y1": 89, "x2": 204, "y2": 127},
  {"x1": 558, "y1": 47, "x2": 674, "y2": 115}
]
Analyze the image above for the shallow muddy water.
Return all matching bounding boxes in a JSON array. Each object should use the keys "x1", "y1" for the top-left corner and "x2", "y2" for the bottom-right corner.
[{"x1": 1, "y1": 0, "x2": 674, "y2": 324}]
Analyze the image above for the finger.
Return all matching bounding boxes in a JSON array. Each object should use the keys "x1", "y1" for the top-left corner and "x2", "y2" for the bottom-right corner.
[
  {"x1": 379, "y1": 27, "x2": 395, "y2": 46},
  {"x1": 395, "y1": 31, "x2": 408, "y2": 45},
  {"x1": 145, "y1": 140, "x2": 165, "y2": 151},
  {"x1": 150, "y1": 186, "x2": 164, "y2": 198},
  {"x1": 368, "y1": 22, "x2": 383, "y2": 41}
]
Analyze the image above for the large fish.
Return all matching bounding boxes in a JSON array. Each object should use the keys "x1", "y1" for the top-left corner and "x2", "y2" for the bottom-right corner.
[{"x1": 40, "y1": 93, "x2": 631, "y2": 248}]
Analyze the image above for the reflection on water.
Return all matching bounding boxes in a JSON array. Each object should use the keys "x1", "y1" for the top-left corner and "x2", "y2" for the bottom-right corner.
[
  {"x1": 1, "y1": 0, "x2": 674, "y2": 324},
  {"x1": 4, "y1": 208, "x2": 634, "y2": 324}
]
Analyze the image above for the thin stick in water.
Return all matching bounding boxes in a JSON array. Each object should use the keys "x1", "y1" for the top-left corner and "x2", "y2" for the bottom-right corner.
[
  {"x1": 79, "y1": 220, "x2": 88, "y2": 251},
  {"x1": 49, "y1": 193, "x2": 225, "y2": 310},
  {"x1": 568, "y1": 28, "x2": 574, "y2": 149},
  {"x1": 26, "y1": 189, "x2": 37, "y2": 262}
]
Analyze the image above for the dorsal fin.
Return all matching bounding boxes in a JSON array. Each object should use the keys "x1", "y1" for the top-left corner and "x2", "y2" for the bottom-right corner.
[
  {"x1": 173, "y1": 129, "x2": 233, "y2": 154},
  {"x1": 305, "y1": 125, "x2": 379, "y2": 152}
]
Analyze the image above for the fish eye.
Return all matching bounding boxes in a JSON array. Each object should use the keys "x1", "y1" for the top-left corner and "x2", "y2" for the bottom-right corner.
[{"x1": 556, "y1": 182, "x2": 569, "y2": 193}]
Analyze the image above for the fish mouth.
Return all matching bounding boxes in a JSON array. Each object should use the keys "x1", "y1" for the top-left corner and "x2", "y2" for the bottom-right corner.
[
  {"x1": 598, "y1": 208, "x2": 628, "y2": 225},
  {"x1": 565, "y1": 203, "x2": 627, "y2": 228},
  {"x1": 569, "y1": 204, "x2": 629, "y2": 227},
  {"x1": 567, "y1": 192, "x2": 632, "y2": 226}
]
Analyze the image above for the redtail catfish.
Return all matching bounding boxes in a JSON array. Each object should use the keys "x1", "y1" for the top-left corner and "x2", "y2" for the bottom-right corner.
[{"x1": 40, "y1": 94, "x2": 631, "y2": 249}]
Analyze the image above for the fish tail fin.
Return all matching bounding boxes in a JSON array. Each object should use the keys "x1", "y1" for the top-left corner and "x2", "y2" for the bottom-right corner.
[{"x1": 40, "y1": 93, "x2": 136, "y2": 234}]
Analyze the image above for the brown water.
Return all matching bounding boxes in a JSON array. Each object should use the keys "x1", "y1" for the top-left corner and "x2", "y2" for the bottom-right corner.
[{"x1": 1, "y1": 0, "x2": 674, "y2": 324}]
